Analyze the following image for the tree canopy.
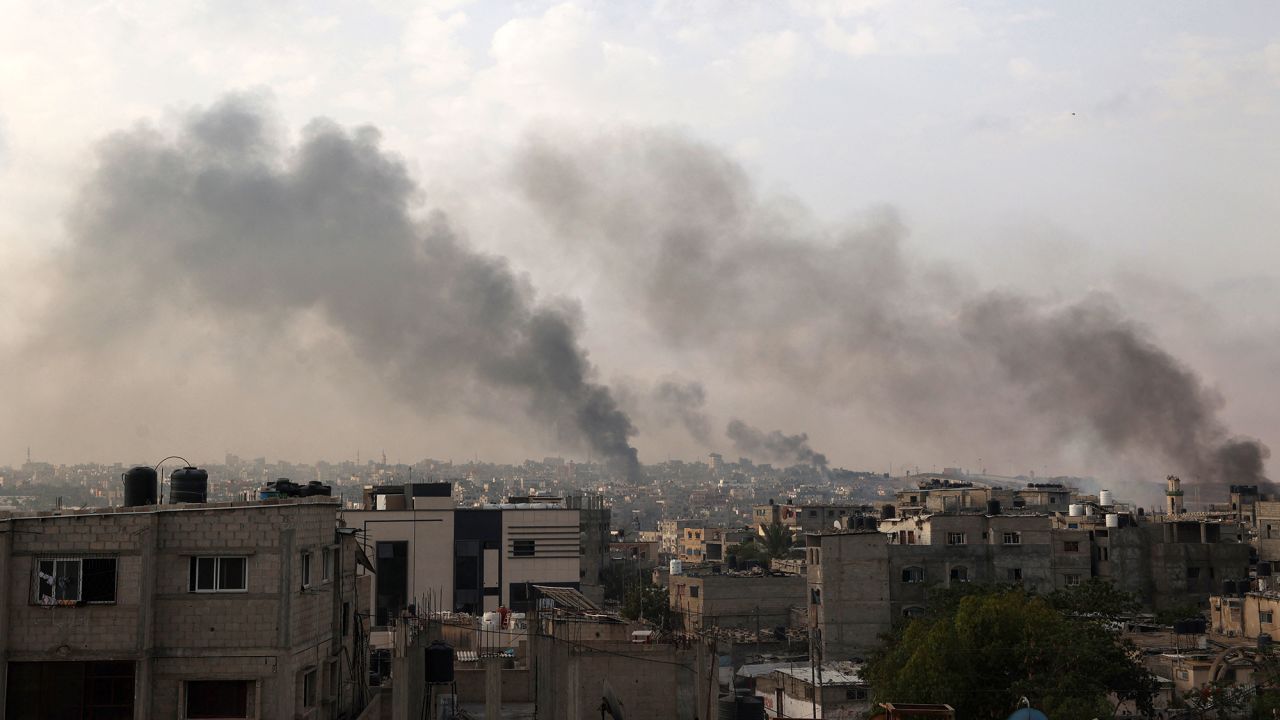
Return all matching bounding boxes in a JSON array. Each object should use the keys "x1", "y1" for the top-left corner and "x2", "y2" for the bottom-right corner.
[{"x1": 863, "y1": 585, "x2": 1157, "y2": 719}]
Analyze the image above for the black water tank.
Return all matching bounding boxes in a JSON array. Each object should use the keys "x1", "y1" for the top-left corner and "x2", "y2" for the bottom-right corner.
[
  {"x1": 1260, "y1": 562, "x2": 1273, "y2": 577},
  {"x1": 1173, "y1": 620, "x2": 1191, "y2": 635},
  {"x1": 987, "y1": 499, "x2": 1001, "y2": 515},
  {"x1": 123, "y1": 466, "x2": 158, "y2": 507},
  {"x1": 1261, "y1": 633, "x2": 1273, "y2": 650},
  {"x1": 424, "y1": 641, "x2": 454, "y2": 684},
  {"x1": 882, "y1": 504, "x2": 896, "y2": 519},
  {"x1": 737, "y1": 696, "x2": 765, "y2": 720},
  {"x1": 169, "y1": 466, "x2": 208, "y2": 504},
  {"x1": 304, "y1": 480, "x2": 332, "y2": 497},
  {"x1": 717, "y1": 695, "x2": 738, "y2": 720}
]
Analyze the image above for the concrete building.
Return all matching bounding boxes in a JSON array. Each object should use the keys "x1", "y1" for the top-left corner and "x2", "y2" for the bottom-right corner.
[
  {"x1": 658, "y1": 519, "x2": 695, "y2": 557},
  {"x1": 894, "y1": 478, "x2": 1073, "y2": 516},
  {"x1": 0, "y1": 496, "x2": 364, "y2": 719},
  {"x1": 342, "y1": 483, "x2": 609, "y2": 625},
  {"x1": 807, "y1": 514, "x2": 1092, "y2": 658},
  {"x1": 754, "y1": 661, "x2": 869, "y2": 719},
  {"x1": 677, "y1": 526, "x2": 749, "y2": 564},
  {"x1": 1255, "y1": 501, "x2": 1280, "y2": 562},
  {"x1": 608, "y1": 540, "x2": 660, "y2": 569},
  {"x1": 753, "y1": 503, "x2": 879, "y2": 536},
  {"x1": 668, "y1": 570, "x2": 806, "y2": 634},
  {"x1": 1052, "y1": 513, "x2": 1251, "y2": 609}
]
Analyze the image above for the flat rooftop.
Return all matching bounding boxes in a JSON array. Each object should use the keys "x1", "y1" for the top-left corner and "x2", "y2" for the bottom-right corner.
[{"x1": 0, "y1": 495, "x2": 339, "y2": 521}]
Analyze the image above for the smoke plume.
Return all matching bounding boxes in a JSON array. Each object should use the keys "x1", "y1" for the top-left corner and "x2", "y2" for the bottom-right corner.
[
  {"x1": 514, "y1": 129, "x2": 1269, "y2": 495},
  {"x1": 726, "y1": 420, "x2": 829, "y2": 469},
  {"x1": 43, "y1": 97, "x2": 640, "y2": 478},
  {"x1": 652, "y1": 380, "x2": 712, "y2": 445}
]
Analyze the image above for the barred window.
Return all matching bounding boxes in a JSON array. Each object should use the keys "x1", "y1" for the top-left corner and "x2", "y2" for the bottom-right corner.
[{"x1": 33, "y1": 556, "x2": 117, "y2": 605}]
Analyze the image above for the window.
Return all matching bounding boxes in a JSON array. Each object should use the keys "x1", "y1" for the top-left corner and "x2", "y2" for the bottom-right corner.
[
  {"x1": 342, "y1": 601, "x2": 351, "y2": 636},
  {"x1": 903, "y1": 606, "x2": 925, "y2": 618},
  {"x1": 33, "y1": 557, "x2": 117, "y2": 605},
  {"x1": 946, "y1": 532, "x2": 967, "y2": 546},
  {"x1": 901, "y1": 566, "x2": 925, "y2": 584},
  {"x1": 327, "y1": 661, "x2": 339, "y2": 700},
  {"x1": 690, "y1": 586, "x2": 700, "y2": 598},
  {"x1": 1008, "y1": 568, "x2": 1023, "y2": 581},
  {"x1": 1262, "y1": 610, "x2": 1275, "y2": 624},
  {"x1": 189, "y1": 556, "x2": 247, "y2": 593},
  {"x1": 1063, "y1": 541, "x2": 1080, "y2": 552},
  {"x1": 950, "y1": 566, "x2": 969, "y2": 583},
  {"x1": 809, "y1": 510, "x2": 818, "y2": 517},
  {"x1": 1065, "y1": 574, "x2": 1081, "y2": 587},
  {"x1": 322, "y1": 547, "x2": 333, "y2": 582},
  {"x1": 846, "y1": 688, "x2": 869, "y2": 700},
  {"x1": 301, "y1": 552, "x2": 312, "y2": 588},
  {"x1": 186, "y1": 680, "x2": 250, "y2": 718},
  {"x1": 811, "y1": 588, "x2": 822, "y2": 605},
  {"x1": 512, "y1": 540, "x2": 536, "y2": 557},
  {"x1": 302, "y1": 668, "x2": 317, "y2": 708},
  {"x1": 1187, "y1": 567, "x2": 1201, "y2": 579},
  {"x1": 1003, "y1": 532, "x2": 1021, "y2": 545}
]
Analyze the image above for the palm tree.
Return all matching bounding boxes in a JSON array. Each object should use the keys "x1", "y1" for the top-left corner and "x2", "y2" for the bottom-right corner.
[{"x1": 760, "y1": 521, "x2": 794, "y2": 559}]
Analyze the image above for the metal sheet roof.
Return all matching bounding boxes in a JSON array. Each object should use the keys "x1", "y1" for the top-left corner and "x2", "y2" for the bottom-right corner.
[{"x1": 532, "y1": 585, "x2": 600, "y2": 612}]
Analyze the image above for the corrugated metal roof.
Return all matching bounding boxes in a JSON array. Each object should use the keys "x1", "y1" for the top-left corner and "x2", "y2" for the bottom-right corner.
[
  {"x1": 773, "y1": 661, "x2": 864, "y2": 686},
  {"x1": 532, "y1": 585, "x2": 600, "y2": 612}
]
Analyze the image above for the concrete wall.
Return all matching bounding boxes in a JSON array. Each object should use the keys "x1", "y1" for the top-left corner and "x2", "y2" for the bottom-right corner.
[
  {"x1": 534, "y1": 637, "x2": 698, "y2": 720},
  {"x1": 0, "y1": 499, "x2": 361, "y2": 720},
  {"x1": 669, "y1": 574, "x2": 805, "y2": 633},
  {"x1": 454, "y1": 667, "x2": 532, "y2": 703}
]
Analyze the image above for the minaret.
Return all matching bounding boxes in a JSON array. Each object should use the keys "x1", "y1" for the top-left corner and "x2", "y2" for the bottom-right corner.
[{"x1": 1166, "y1": 475, "x2": 1185, "y2": 514}]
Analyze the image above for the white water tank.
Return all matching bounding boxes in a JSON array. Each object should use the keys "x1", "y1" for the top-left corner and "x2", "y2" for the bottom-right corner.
[
  {"x1": 481, "y1": 612, "x2": 499, "y2": 632},
  {"x1": 1099, "y1": 490, "x2": 1114, "y2": 506},
  {"x1": 670, "y1": 559, "x2": 683, "y2": 575},
  {"x1": 1106, "y1": 513, "x2": 1120, "y2": 528},
  {"x1": 1068, "y1": 504, "x2": 1085, "y2": 517}
]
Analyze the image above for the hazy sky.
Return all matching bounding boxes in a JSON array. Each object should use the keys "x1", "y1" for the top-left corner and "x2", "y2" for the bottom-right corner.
[{"x1": 1, "y1": 1, "x2": 1277, "y2": 484}]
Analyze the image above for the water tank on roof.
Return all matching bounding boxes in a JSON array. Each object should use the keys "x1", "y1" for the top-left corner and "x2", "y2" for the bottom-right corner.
[
  {"x1": 1099, "y1": 490, "x2": 1114, "y2": 506},
  {"x1": 1069, "y1": 504, "x2": 1085, "y2": 517},
  {"x1": 424, "y1": 641, "x2": 455, "y2": 684},
  {"x1": 987, "y1": 499, "x2": 1001, "y2": 516},
  {"x1": 670, "y1": 559, "x2": 683, "y2": 576},
  {"x1": 1260, "y1": 562, "x2": 1273, "y2": 577},
  {"x1": 882, "y1": 504, "x2": 896, "y2": 519},
  {"x1": 1106, "y1": 513, "x2": 1120, "y2": 528},
  {"x1": 169, "y1": 466, "x2": 208, "y2": 504},
  {"x1": 123, "y1": 466, "x2": 158, "y2": 507}
]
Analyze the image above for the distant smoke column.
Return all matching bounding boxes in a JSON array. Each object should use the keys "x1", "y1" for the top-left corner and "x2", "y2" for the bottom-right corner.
[
  {"x1": 961, "y1": 293, "x2": 1270, "y2": 490},
  {"x1": 726, "y1": 419, "x2": 828, "y2": 469},
  {"x1": 653, "y1": 380, "x2": 712, "y2": 446},
  {"x1": 55, "y1": 97, "x2": 641, "y2": 478}
]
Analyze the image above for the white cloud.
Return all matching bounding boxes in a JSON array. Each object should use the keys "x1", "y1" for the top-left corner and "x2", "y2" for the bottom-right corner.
[{"x1": 799, "y1": 0, "x2": 981, "y2": 56}]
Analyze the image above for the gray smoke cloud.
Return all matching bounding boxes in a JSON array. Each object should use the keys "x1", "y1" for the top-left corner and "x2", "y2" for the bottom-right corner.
[
  {"x1": 513, "y1": 129, "x2": 1269, "y2": 497},
  {"x1": 42, "y1": 96, "x2": 640, "y2": 478},
  {"x1": 652, "y1": 380, "x2": 712, "y2": 445},
  {"x1": 726, "y1": 419, "x2": 829, "y2": 469}
]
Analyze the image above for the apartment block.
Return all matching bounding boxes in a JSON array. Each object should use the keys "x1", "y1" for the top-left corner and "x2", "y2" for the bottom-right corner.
[
  {"x1": 342, "y1": 483, "x2": 609, "y2": 628},
  {"x1": 0, "y1": 497, "x2": 362, "y2": 720},
  {"x1": 807, "y1": 514, "x2": 1091, "y2": 658}
]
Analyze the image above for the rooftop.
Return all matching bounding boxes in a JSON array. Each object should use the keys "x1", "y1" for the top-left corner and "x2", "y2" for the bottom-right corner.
[
  {"x1": 0, "y1": 495, "x2": 339, "y2": 522},
  {"x1": 774, "y1": 661, "x2": 864, "y2": 686}
]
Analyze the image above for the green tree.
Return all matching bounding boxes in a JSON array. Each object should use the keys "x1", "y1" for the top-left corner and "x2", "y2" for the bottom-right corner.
[
  {"x1": 759, "y1": 521, "x2": 794, "y2": 559},
  {"x1": 864, "y1": 587, "x2": 1157, "y2": 719},
  {"x1": 1154, "y1": 601, "x2": 1205, "y2": 626},
  {"x1": 621, "y1": 577, "x2": 675, "y2": 631},
  {"x1": 727, "y1": 538, "x2": 768, "y2": 566},
  {"x1": 1046, "y1": 578, "x2": 1142, "y2": 621}
]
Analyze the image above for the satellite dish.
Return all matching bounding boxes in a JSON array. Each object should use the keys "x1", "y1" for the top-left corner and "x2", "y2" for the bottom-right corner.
[
  {"x1": 833, "y1": 520, "x2": 843, "y2": 530},
  {"x1": 1006, "y1": 708, "x2": 1049, "y2": 720},
  {"x1": 602, "y1": 679, "x2": 625, "y2": 720}
]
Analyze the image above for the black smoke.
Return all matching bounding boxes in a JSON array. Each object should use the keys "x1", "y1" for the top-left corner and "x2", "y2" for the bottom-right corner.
[
  {"x1": 46, "y1": 97, "x2": 640, "y2": 478},
  {"x1": 514, "y1": 128, "x2": 1269, "y2": 496},
  {"x1": 726, "y1": 419, "x2": 829, "y2": 470}
]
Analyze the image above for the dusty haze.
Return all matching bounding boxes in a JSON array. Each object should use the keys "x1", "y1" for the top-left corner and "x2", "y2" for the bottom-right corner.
[{"x1": 0, "y1": 97, "x2": 1270, "y2": 503}]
